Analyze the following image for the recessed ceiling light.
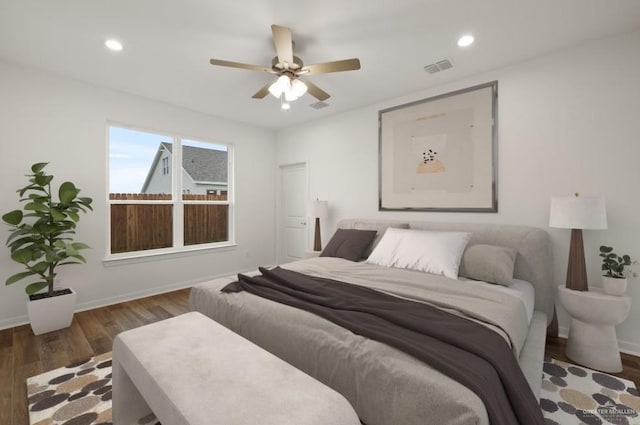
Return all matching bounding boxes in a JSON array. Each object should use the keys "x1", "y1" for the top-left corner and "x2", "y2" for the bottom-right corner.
[
  {"x1": 105, "y1": 39, "x2": 123, "y2": 51},
  {"x1": 457, "y1": 35, "x2": 474, "y2": 47}
]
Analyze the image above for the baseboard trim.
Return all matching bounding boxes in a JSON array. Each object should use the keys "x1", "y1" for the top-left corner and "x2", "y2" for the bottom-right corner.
[
  {"x1": 558, "y1": 326, "x2": 640, "y2": 357},
  {"x1": 0, "y1": 315, "x2": 29, "y2": 330},
  {"x1": 0, "y1": 268, "x2": 254, "y2": 332}
]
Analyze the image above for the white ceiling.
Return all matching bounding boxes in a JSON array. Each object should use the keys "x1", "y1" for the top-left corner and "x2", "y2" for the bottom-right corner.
[{"x1": 1, "y1": 0, "x2": 639, "y2": 130}]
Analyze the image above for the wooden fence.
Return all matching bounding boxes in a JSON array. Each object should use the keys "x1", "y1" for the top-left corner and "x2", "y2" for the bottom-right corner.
[{"x1": 109, "y1": 193, "x2": 228, "y2": 254}]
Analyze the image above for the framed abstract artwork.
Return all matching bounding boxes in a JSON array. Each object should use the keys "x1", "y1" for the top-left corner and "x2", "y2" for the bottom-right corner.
[{"x1": 378, "y1": 81, "x2": 498, "y2": 212}]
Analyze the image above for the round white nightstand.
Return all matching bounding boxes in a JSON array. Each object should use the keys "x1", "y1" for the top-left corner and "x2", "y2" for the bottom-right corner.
[{"x1": 557, "y1": 285, "x2": 631, "y2": 373}]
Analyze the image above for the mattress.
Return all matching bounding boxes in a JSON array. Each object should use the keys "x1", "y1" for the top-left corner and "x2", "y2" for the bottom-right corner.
[{"x1": 190, "y1": 257, "x2": 544, "y2": 425}]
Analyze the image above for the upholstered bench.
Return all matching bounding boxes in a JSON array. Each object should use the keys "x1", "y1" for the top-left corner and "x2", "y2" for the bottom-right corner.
[{"x1": 112, "y1": 311, "x2": 360, "y2": 425}]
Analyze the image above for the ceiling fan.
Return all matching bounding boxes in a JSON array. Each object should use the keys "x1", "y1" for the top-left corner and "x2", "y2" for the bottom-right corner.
[{"x1": 209, "y1": 24, "x2": 361, "y2": 107}]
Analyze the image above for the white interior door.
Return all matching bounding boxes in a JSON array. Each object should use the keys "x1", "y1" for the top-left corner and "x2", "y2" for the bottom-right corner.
[{"x1": 279, "y1": 163, "x2": 307, "y2": 264}]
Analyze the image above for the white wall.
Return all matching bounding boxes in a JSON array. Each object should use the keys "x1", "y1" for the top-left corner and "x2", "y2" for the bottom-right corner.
[
  {"x1": 276, "y1": 30, "x2": 640, "y2": 353},
  {"x1": 0, "y1": 60, "x2": 277, "y2": 329}
]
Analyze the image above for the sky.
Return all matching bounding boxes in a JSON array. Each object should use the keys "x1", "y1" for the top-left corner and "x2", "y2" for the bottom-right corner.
[
  {"x1": 109, "y1": 127, "x2": 163, "y2": 193},
  {"x1": 109, "y1": 127, "x2": 227, "y2": 193}
]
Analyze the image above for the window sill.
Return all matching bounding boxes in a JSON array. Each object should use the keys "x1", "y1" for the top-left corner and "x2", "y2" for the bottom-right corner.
[{"x1": 102, "y1": 242, "x2": 237, "y2": 267}]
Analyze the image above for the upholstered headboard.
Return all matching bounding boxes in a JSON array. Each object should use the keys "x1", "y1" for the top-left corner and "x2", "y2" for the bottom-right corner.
[{"x1": 337, "y1": 219, "x2": 555, "y2": 325}]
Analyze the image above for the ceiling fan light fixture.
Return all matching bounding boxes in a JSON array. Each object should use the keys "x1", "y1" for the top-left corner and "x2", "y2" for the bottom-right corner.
[
  {"x1": 284, "y1": 89, "x2": 299, "y2": 102},
  {"x1": 290, "y1": 79, "x2": 308, "y2": 98},
  {"x1": 209, "y1": 24, "x2": 360, "y2": 106},
  {"x1": 269, "y1": 75, "x2": 291, "y2": 98}
]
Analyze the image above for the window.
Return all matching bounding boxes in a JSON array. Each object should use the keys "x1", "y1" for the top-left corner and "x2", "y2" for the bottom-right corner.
[
  {"x1": 162, "y1": 157, "x2": 169, "y2": 175},
  {"x1": 108, "y1": 125, "x2": 233, "y2": 256}
]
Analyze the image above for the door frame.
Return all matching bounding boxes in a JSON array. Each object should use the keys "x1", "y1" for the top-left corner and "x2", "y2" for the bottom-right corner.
[{"x1": 276, "y1": 161, "x2": 309, "y2": 264}]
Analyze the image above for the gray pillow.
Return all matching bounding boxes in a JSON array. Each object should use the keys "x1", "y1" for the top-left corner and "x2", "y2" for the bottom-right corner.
[
  {"x1": 459, "y1": 244, "x2": 517, "y2": 286},
  {"x1": 353, "y1": 222, "x2": 410, "y2": 258},
  {"x1": 320, "y1": 229, "x2": 377, "y2": 262}
]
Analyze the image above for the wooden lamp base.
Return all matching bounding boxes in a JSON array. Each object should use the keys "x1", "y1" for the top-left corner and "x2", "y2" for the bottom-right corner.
[
  {"x1": 566, "y1": 228, "x2": 588, "y2": 291},
  {"x1": 313, "y1": 217, "x2": 322, "y2": 252}
]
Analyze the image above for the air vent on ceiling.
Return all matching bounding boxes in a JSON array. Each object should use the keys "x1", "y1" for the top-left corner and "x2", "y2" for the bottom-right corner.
[
  {"x1": 310, "y1": 101, "x2": 330, "y2": 109},
  {"x1": 423, "y1": 58, "x2": 453, "y2": 74}
]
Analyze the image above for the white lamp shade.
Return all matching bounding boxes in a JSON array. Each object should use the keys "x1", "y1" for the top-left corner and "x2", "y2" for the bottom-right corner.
[
  {"x1": 291, "y1": 79, "x2": 308, "y2": 97},
  {"x1": 308, "y1": 200, "x2": 328, "y2": 219},
  {"x1": 549, "y1": 196, "x2": 607, "y2": 229},
  {"x1": 284, "y1": 90, "x2": 298, "y2": 102},
  {"x1": 268, "y1": 75, "x2": 291, "y2": 98}
]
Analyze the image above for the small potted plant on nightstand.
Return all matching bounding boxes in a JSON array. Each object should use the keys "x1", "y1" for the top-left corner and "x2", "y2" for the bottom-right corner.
[
  {"x1": 2, "y1": 163, "x2": 92, "y2": 335},
  {"x1": 600, "y1": 245, "x2": 637, "y2": 296}
]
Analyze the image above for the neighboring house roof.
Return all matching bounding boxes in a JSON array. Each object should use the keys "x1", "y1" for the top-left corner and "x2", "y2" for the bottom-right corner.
[
  {"x1": 182, "y1": 144, "x2": 228, "y2": 183},
  {"x1": 140, "y1": 142, "x2": 228, "y2": 193}
]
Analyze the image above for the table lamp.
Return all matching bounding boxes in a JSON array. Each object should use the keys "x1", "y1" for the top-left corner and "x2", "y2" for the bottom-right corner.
[
  {"x1": 549, "y1": 193, "x2": 607, "y2": 291},
  {"x1": 308, "y1": 199, "x2": 328, "y2": 251}
]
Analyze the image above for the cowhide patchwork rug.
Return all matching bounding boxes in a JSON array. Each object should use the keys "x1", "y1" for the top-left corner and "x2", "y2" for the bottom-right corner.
[{"x1": 26, "y1": 354, "x2": 640, "y2": 425}]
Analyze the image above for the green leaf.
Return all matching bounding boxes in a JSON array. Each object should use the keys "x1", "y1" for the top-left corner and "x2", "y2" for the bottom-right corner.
[
  {"x1": 34, "y1": 174, "x2": 53, "y2": 187},
  {"x1": 59, "y1": 182, "x2": 79, "y2": 205},
  {"x1": 71, "y1": 242, "x2": 90, "y2": 250},
  {"x1": 69, "y1": 253, "x2": 87, "y2": 263},
  {"x1": 65, "y1": 244, "x2": 78, "y2": 256},
  {"x1": 66, "y1": 210, "x2": 80, "y2": 222},
  {"x1": 50, "y1": 209, "x2": 66, "y2": 221},
  {"x1": 6, "y1": 271, "x2": 36, "y2": 285},
  {"x1": 7, "y1": 236, "x2": 37, "y2": 251},
  {"x1": 32, "y1": 222, "x2": 60, "y2": 234},
  {"x1": 6, "y1": 228, "x2": 33, "y2": 245},
  {"x1": 19, "y1": 185, "x2": 47, "y2": 197},
  {"x1": 29, "y1": 261, "x2": 50, "y2": 273},
  {"x1": 24, "y1": 202, "x2": 49, "y2": 212},
  {"x1": 2, "y1": 210, "x2": 23, "y2": 225},
  {"x1": 11, "y1": 248, "x2": 35, "y2": 264},
  {"x1": 26, "y1": 281, "x2": 49, "y2": 295},
  {"x1": 31, "y1": 162, "x2": 48, "y2": 173}
]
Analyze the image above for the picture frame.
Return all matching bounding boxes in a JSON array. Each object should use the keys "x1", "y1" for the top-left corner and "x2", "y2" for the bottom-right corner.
[{"x1": 378, "y1": 81, "x2": 498, "y2": 212}]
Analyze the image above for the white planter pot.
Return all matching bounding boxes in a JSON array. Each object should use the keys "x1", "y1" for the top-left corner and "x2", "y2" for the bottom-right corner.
[
  {"x1": 27, "y1": 288, "x2": 77, "y2": 335},
  {"x1": 602, "y1": 276, "x2": 627, "y2": 296}
]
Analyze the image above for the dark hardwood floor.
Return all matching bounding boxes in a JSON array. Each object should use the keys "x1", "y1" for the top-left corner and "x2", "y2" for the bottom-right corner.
[
  {"x1": 0, "y1": 289, "x2": 190, "y2": 425},
  {"x1": 1, "y1": 288, "x2": 639, "y2": 425}
]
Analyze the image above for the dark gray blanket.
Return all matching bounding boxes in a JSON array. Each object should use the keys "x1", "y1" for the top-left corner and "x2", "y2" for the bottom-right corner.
[{"x1": 223, "y1": 266, "x2": 544, "y2": 425}]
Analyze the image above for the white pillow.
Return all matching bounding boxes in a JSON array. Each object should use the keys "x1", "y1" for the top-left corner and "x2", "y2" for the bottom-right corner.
[{"x1": 366, "y1": 228, "x2": 472, "y2": 279}]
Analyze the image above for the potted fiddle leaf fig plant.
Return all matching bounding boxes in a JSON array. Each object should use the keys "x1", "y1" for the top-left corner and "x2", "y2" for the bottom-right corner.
[
  {"x1": 2, "y1": 162, "x2": 92, "y2": 335},
  {"x1": 600, "y1": 245, "x2": 637, "y2": 296}
]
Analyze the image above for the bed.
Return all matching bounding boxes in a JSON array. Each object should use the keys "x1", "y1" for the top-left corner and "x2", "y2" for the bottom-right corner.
[{"x1": 189, "y1": 219, "x2": 554, "y2": 425}]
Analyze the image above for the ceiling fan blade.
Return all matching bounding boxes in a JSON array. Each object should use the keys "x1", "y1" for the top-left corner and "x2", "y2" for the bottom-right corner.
[
  {"x1": 271, "y1": 24, "x2": 294, "y2": 67},
  {"x1": 252, "y1": 82, "x2": 272, "y2": 99},
  {"x1": 300, "y1": 79, "x2": 330, "y2": 101},
  {"x1": 210, "y1": 59, "x2": 274, "y2": 73},
  {"x1": 299, "y1": 58, "x2": 361, "y2": 75}
]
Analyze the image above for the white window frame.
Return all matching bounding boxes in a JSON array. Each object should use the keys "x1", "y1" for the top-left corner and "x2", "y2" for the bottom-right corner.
[{"x1": 105, "y1": 123, "x2": 235, "y2": 262}]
